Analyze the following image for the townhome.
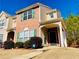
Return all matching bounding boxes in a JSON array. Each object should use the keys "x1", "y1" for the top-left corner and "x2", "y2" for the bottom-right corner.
[
  {"x1": 0, "y1": 11, "x2": 16, "y2": 44},
  {"x1": 16, "y1": 3, "x2": 67, "y2": 47}
]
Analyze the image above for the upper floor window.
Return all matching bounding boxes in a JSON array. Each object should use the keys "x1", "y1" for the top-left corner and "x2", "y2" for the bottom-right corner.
[
  {"x1": 21, "y1": 9, "x2": 35, "y2": 21},
  {"x1": 0, "y1": 34, "x2": 3, "y2": 42},
  {"x1": 49, "y1": 13, "x2": 54, "y2": 18},
  {"x1": 0, "y1": 20, "x2": 5, "y2": 29},
  {"x1": 23, "y1": 11, "x2": 27, "y2": 20},
  {"x1": 28, "y1": 10, "x2": 32, "y2": 19}
]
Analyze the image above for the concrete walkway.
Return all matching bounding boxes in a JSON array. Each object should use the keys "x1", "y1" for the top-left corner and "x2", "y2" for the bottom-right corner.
[{"x1": 11, "y1": 46, "x2": 57, "y2": 59}]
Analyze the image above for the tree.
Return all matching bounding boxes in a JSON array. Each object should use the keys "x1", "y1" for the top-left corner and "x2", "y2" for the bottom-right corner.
[{"x1": 65, "y1": 15, "x2": 79, "y2": 47}]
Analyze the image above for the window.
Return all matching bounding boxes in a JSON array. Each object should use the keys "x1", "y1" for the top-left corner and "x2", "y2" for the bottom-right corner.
[
  {"x1": 0, "y1": 20, "x2": 5, "y2": 28},
  {"x1": 28, "y1": 10, "x2": 32, "y2": 19},
  {"x1": 29, "y1": 29, "x2": 36, "y2": 37},
  {"x1": 18, "y1": 29, "x2": 36, "y2": 42},
  {"x1": 49, "y1": 13, "x2": 54, "y2": 18},
  {"x1": 23, "y1": 11, "x2": 27, "y2": 20},
  {"x1": 2, "y1": 20, "x2": 5, "y2": 26},
  {"x1": 21, "y1": 9, "x2": 35, "y2": 21},
  {"x1": 24, "y1": 30, "x2": 29, "y2": 40},
  {"x1": 0, "y1": 34, "x2": 3, "y2": 42},
  {"x1": 19, "y1": 32, "x2": 24, "y2": 40}
]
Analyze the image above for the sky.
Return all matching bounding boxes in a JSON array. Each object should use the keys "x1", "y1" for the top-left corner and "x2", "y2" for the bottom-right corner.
[{"x1": 0, "y1": 0, "x2": 79, "y2": 18}]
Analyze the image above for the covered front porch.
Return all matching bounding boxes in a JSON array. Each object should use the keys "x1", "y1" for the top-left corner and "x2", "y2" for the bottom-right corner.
[{"x1": 40, "y1": 20, "x2": 67, "y2": 47}]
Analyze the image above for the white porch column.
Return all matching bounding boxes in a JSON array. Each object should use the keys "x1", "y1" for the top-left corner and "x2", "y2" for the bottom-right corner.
[
  {"x1": 63, "y1": 31, "x2": 67, "y2": 47},
  {"x1": 59, "y1": 22, "x2": 64, "y2": 47},
  {"x1": 14, "y1": 30, "x2": 16, "y2": 42},
  {"x1": 39, "y1": 27, "x2": 44, "y2": 46},
  {"x1": 39, "y1": 27, "x2": 41, "y2": 37}
]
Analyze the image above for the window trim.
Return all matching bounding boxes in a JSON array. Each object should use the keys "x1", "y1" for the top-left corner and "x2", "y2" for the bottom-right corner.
[
  {"x1": 23, "y1": 11, "x2": 28, "y2": 20},
  {"x1": 27, "y1": 10, "x2": 32, "y2": 19},
  {"x1": 49, "y1": 13, "x2": 54, "y2": 18},
  {"x1": 0, "y1": 34, "x2": 3, "y2": 42},
  {"x1": 18, "y1": 29, "x2": 36, "y2": 42},
  {"x1": 0, "y1": 19, "x2": 6, "y2": 29},
  {"x1": 21, "y1": 9, "x2": 35, "y2": 21}
]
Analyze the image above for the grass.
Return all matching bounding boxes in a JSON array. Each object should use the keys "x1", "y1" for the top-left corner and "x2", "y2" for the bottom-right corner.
[
  {"x1": 0, "y1": 48, "x2": 33, "y2": 59},
  {"x1": 33, "y1": 47, "x2": 79, "y2": 59},
  {"x1": 0, "y1": 47, "x2": 79, "y2": 59}
]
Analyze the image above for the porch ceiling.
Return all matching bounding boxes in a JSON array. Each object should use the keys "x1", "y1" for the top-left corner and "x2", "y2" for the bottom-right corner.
[{"x1": 42, "y1": 23, "x2": 58, "y2": 29}]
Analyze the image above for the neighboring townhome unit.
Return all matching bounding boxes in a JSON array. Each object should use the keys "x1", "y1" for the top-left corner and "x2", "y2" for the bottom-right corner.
[
  {"x1": 16, "y1": 3, "x2": 67, "y2": 47},
  {"x1": 0, "y1": 11, "x2": 16, "y2": 44}
]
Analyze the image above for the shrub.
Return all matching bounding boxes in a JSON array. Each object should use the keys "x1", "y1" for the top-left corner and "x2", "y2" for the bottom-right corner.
[
  {"x1": 15, "y1": 42, "x2": 24, "y2": 48},
  {"x1": 24, "y1": 40, "x2": 31, "y2": 49},
  {"x1": 30, "y1": 37, "x2": 43, "y2": 48},
  {"x1": 76, "y1": 39, "x2": 79, "y2": 45},
  {"x1": 75, "y1": 39, "x2": 79, "y2": 48},
  {"x1": 67, "y1": 39, "x2": 73, "y2": 47},
  {"x1": 3, "y1": 40, "x2": 14, "y2": 49}
]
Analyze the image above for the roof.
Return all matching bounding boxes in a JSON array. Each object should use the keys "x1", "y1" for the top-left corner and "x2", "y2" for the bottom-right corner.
[
  {"x1": 46, "y1": 9, "x2": 58, "y2": 14},
  {"x1": 40, "y1": 19, "x2": 61, "y2": 25},
  {"x1": 0, "y1": 11, "x2": 11, "y2": 17},
  {"x1": 40, "y1": 18, "x2": 66, "y2": 30},
  {"x1": 16, "y1": 3, "x2": 53, "y2": 14}
]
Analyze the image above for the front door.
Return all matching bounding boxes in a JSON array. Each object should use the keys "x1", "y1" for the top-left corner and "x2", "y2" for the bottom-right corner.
[
  {"x1": 48, "y1": 27, "x2": 58, "y2": 45},
  {"x1": 49, "y1": 31, "x2": 56, "y2": 43}
]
